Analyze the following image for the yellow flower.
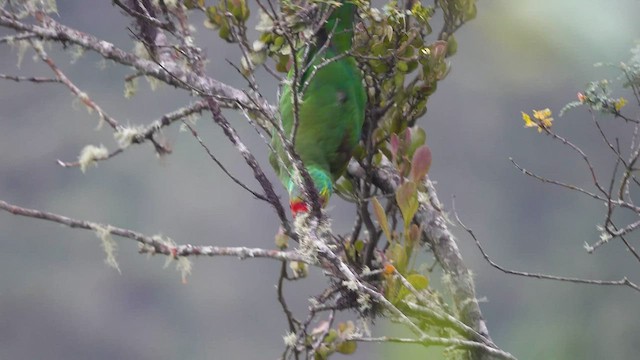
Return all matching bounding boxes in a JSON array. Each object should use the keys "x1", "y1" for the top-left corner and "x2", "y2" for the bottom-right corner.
[
  {"x1": 522, "y1": 109, "x2": 553, "y2": 133},
  {"x1": 522, "y1": 112, "x2": 536, "y2": 128},
  {"x1": 614, "y1": 97, "x2": 627, "y2": 111},
  {"x1": 533, "y1": 108, "x2": 552, "y2": 121}
]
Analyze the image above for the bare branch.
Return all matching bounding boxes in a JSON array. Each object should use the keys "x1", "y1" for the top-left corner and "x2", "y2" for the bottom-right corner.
[
  {"x1": 0, "y1": 199, "x2": 306, "y2": 262},
  {"x1": 452, "y1": 200, "x2": 640, "y2": 293},
  {"x1": 0, "y1": 73, "x2": 61, "y2": 83},
  {"x1": 349, "y1": 336, "x2": 516, "y2": 360},
  {"x1": 0, "y1": 12, "x2": 276, "y2": 116},
  {"x1": 204, "y1": 96, "x2": 292, "y2": 235},
  {"x1": 182, "y1": 120, "x2": 269, "y2": 202},
  {"x1": 29, "y1": 40, "x2": 121, "y2": 130}
]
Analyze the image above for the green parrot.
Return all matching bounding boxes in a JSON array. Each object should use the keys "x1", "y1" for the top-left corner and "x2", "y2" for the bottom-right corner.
[{"x1": 270, "y1": 0, "x2": 366, "y2": 216}]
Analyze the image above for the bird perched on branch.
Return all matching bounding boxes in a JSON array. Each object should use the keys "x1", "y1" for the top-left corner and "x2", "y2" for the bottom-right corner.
[{"x1": 270, "y1": 0, "x2": 366, "y2": 216}]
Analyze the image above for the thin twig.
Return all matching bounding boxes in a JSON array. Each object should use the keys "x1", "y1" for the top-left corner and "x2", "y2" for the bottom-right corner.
[
  {"x1": 452, "y1": 199, "x2": 640, "y2": 293},
  {"x1": 182, "y1": 120, "x2": 269, "y2": 202},
  {"x1": 0, "y1": 74, "x2": 61, "y2": 83},
  {"x1": 0, "y1": 199, "x2": 306, "y2": 262},
  {"x1": 349, "y1": 336, "x2": 516, "y2": 360}
]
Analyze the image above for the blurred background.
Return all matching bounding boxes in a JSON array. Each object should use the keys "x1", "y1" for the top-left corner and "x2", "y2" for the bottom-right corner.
[{"x1": 1, "y1": 1, "x2": 639, "y2": 359}]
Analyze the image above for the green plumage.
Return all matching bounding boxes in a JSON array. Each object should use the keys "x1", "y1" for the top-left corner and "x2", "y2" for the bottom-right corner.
[{"x1": 270, "y1": 1, "x2": 366, "y2": 214}]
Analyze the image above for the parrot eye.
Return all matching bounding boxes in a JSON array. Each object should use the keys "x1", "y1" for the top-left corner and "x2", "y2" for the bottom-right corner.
[{"x1": 336, "y1": 91, "x2": 347, "y2": 104}]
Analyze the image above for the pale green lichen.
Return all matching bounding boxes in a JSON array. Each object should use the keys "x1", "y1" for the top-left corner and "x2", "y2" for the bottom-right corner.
[
  {"x1": 133, "y1": 41, "x2": 150, "y2": 60},
  {"x1": 357, "y1": 293, "x2": 371, "y2": 312},
  {"x1": 156, "y1": 235, "x2": 192, "y2": 283},
  {"x1": 124, "y1": 77, "x2": 138, "y2": 99},
  {"x1": 283, "y1": 331, "x2": 297, "y2": 347},
  {"x1": 94, "y1": 225, "x2": 121, "y2": 273},
  {"x1": 14, "y1": 40, "x2": 30, "y2": 68},
  {"x1": 145, "y1": 76, "x2": 161, "y2": 91},
  {"x1": 71, "y1": 91, "x2": 93, "y2": 115},
  {"x1": 176, "y1": 256, "x2": 192, "y2": 284},
  {"x1": 342, "y1": 279, "x2": 358, "y2": 291},
  {"x1": 294, "y1": 213, "x2": 319, "y2": 263},
  {"x1": 96, "y1": 58, "x2": 108, "y2": 70},
  {"x1": 599, "y1": 231, "x2": 612, "y2": 243},
  {"x1": 114, "y1": 126, "x2": 144, "y2": 148},
  {"x1": 43, "y1": 0, "x2": 58, "y2": 14},
  {"x1": 289, "y1": 261, "x2": 308, "y2": 278},
  {"x1": 78, "y1": 144, "x2": 109, "y2": 173},
  {"x1": 69, "y1": 45, "x2": 85, "y2": 64}
]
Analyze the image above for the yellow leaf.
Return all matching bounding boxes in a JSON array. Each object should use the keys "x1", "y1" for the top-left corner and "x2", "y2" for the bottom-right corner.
[
  {"x1": 521, "y1": 112, "x2": 535, "y2": 128},
  {"x1": 533, "y1": 108, "x2": 552, "y2": 120},
  {"x1": 396, "y1": 181, "x2": 419, "y2": 229},
  {"x1": 615, "y1": 97, "x2": 627, "y2": 111},
  {"x1": 371, "y1": 197, "x2": 391, "y2": 240}
]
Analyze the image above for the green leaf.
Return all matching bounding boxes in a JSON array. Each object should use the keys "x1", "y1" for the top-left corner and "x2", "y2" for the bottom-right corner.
[
  {"x1": 334, "y1": 177, "x2": 355, "y2": 199},
  {"x1": 410, "y1": 145, "x2": 432, "y2": 182},
  {"x1": 396, "y1": 181, "x2": 419, "y2": 229},
  {"x1": 184, "y1": 0, "x2": 205, "y2": 9},
  {"x1": 325, "y1": 329, "x2": 338, "y2": 343},
  {"x1": 336, "y1": 340, "x2": 357, "y2": 355},
  {"x1": 446, "y1": 35, "x2": 458, "y2": 57},
  {"x1": 396, "y1": 273, "x2": 429, "y2": 302},
  {"x1": 407, "y1": 127, "x2": 426, "y2": 156},
  {"x1": 388, "y1": 243, "x2": 408, "y2": 273},
  {"x1": 397, "y1": 60, "x2": 409, "y2": 73},
  {"x1": 407, "y1": 273, "x2": 429, "y2": 290},
  {"x1": 371, "y1": 197, "x2": 391, "y2": 240}
]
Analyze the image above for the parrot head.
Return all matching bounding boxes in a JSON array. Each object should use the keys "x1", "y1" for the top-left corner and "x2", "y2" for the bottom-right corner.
[{"x1": 288, "y1": 167, "x2": 333, "y2": 216}]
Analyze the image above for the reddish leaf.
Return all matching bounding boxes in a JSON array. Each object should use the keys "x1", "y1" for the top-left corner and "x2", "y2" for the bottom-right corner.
[
  {"x1": 390, "y1": 133, "x2": 399, "y2": 162},
  {"x1": 410, "y1": 145, "x2": 432, "y2": 182}
]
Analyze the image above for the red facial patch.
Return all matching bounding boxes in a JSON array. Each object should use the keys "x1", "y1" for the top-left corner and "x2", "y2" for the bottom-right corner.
[{"x1": 290, "y1": 200, "x2": 309, "y2": 216}]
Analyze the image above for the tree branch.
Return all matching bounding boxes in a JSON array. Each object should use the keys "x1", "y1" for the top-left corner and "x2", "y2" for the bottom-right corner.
[
  {"x1": 0, "y1": 199, "x2": 305, "y2": 262},
  {"x1": 452, "y1": 199, "x2": 640, "y2": 293}
]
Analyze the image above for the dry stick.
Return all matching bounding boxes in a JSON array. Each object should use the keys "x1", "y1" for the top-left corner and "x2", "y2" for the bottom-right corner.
[
  {"x1": 29, "y1": 40, "x2": 121, "y2": 130},
  {"x1": 541, "y1": 126, "x2": 608, "y2": 197},
  {"x1": 452, "y1": 200, "x2": 640, "y2": 293},
  {"x1": 0, "y1": 200, "x2": 305, "y2": 262},
  {"x1": 348, "y1": 336, "x2": 515, "y2": 359},
  {"x1": 0, "y1": 74, "x2": 61, "y2": 83},
  {"x1": 57, "y1": 148, "x2": 124, "y2": 168},
  {"x1": 113, "y1": 0, "x2": 172, "y2": 31},
  {"x1": 512, "y1": 153, "x2": 640, "y2": 255},
  {"x1": 509, "y1": 158, "x2": 640, "y2": 214},
  {"x1": 0, "y1": 12, "x2": 275, "y2": 116},
  {"x1": 181, "y1": 120, "x2": 269, "y2": 202},
  {"x1": 0, "y1": 32, "x2": 38, "y2": 43},
  {"x1": 277, "y1": 262, "x2": 298, "y2": 334},
  {"x1": 204, "y1": 96, "x2": 291, "y2": 235},
  {"x1": 56, "y1": 101, "x2": 208, "y2": 167}
]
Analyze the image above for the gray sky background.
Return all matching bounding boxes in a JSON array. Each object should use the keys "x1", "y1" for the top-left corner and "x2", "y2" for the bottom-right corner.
[{"x1": 1, "y1": 1, "x2": 639, "y2": 359}]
